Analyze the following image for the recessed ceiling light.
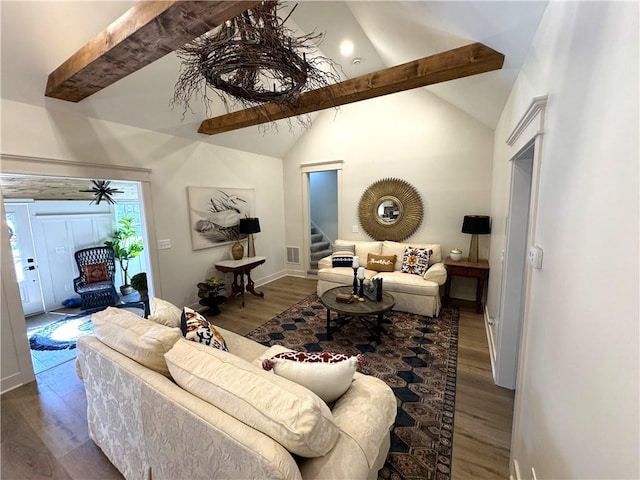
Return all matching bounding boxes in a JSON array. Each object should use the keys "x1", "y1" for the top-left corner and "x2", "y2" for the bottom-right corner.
[
  {"x1": 352, "y1": 57, "x2": 363, "y2": 65},
  {"x1": 339, "y1": 40, "x2": 354, "y2": 57}
]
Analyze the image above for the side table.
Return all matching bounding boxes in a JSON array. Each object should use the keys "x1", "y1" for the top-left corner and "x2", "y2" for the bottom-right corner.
[
  {"x1": 443, "y1": 257, "x2": 490, "y2": 314},
  {"x1": 215, "y1": 256, "x2": 266, "y2": 308}
]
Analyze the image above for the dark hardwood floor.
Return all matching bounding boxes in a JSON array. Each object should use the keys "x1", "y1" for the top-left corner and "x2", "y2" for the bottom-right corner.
[{"x1": 1, "y1": 276, "x2": 514, "y2": 479}]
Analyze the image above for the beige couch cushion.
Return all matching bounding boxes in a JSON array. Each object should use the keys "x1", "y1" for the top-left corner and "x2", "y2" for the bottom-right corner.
[
  {"x1": 382, "y1": 241, "x2": 442, "y2": 269},
  {"x1": 148, "y1": 297, "x2": 182, "y2": 328},
  {"x1": 165, "y1": 339, "x2": 339, "y2": 458},
  {"x1": 92, "y1": 306, "x2": 182, "y2": 377},
  {"x1": 317, "y1": 267, "x2": 377, "y2": 284},
  {"x1": 374, "y1": 271, "x2": 441, "y2": 296},
  {"x1": 335, "y1": 239, "x2": 382, "y2": 262}
]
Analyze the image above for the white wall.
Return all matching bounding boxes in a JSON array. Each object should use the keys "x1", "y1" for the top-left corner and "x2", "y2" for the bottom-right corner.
[
  {"x1": 489, "y1": 2, "x2": 639, "y2": 478},
  {"x1": 284, "y1": 87, "x2": 494, "y2": 300},
  {"x1": 1, "y1": 99, "x2": 286, "y2": 390}
]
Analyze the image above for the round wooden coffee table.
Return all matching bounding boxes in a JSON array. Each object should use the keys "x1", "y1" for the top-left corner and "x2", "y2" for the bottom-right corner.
[{"x1": 320, "y1": 286, "x2": 395, "y2": 343}]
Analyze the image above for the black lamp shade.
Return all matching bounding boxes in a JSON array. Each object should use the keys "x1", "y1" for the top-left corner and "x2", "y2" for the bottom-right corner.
[
  {"x1": 462, "y1": 215, "x2": 491, "y2": 235},
  {"x1": 239, "y1": 217, "x2": 261, "y2": 234}
]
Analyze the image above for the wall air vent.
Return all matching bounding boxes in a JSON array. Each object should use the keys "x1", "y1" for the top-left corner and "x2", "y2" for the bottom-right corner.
[{"x1": 286, "y1": 246, "x2": 300, "y2": 264}]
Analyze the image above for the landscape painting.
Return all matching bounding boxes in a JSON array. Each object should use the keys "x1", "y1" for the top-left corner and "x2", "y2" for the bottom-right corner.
[{"x1": 187, "y1": 186, "x2": 254, "y2": 250}]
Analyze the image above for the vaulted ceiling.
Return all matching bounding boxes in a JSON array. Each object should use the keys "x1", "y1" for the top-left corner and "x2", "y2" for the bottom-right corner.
[{"x1": 1, "y1": 1, "x2": 548, "y2": 159}]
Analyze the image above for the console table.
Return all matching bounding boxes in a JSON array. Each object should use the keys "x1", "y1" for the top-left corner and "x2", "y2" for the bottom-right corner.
[
  {"x1": 215, "y1": 256, "x2": 266, "y2": 308},
  {"x1": 443, "y1": 257, "x2": 489, "y2": 314}
]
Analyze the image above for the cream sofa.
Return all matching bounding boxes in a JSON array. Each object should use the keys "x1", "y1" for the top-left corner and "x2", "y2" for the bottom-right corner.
[
  {"x1": 75, "y1": 306, "x2": 396, "y2": 480},
  {"x1": 317, "y1": 240, "x2": 447, "y2": 317}
]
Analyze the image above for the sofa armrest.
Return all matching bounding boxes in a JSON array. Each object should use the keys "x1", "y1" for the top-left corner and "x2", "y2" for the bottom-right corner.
[
  {"x1": 299, "y1": 373, "x2": 396, "y2": 479},
  {"x1": 423, "y1": 262, "x2": 447, "y2": 285},
  {"x1": 317, "y1": 255, "x2": 333, "y2": 270}
]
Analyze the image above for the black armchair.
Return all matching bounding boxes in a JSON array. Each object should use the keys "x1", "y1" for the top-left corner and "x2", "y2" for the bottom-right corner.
[{"x1": 73, "y1": 246, "x2": 120, "y2": 310}]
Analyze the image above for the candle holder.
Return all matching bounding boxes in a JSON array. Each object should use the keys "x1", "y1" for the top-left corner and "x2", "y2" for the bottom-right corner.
[
  {"x1": 352, "y1": 268, "x2": 359, "y2": 296},
  {"x1": 358, "y1": 278, "x2": 364, "y2": 297}
]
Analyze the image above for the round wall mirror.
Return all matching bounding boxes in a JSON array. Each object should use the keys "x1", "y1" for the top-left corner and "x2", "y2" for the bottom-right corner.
[
  {"x1": 358, "y1": 178, "x2": 423, "y2": 241},
  {"x1": 376, "y1": 196, "x2": 402, "y2": 225}
]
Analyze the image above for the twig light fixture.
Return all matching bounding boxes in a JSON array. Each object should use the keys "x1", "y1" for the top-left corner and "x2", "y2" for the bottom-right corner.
[{"x1": 172, "y1": 1, "x2": 340, "y2": 129}]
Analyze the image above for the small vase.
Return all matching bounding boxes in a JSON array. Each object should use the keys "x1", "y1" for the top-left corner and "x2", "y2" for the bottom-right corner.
[{"x1": 231, "y1": 241, "x2": 244, "y2": 260}]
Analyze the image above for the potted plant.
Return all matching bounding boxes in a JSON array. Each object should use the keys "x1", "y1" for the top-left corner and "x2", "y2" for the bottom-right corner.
[
  {"x1": 105, "y1": 216, "x2": 144, "y2": 296},
  {"x1": 197, "y1": 276, "x2": 226, "y2": 316},
  {"x1": 131, "y1": 272, "x2": 148, "y2": 296}
]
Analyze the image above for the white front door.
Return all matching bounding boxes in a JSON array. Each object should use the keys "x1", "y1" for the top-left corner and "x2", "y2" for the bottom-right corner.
[{"x1": 5, "y1": 204, "x2": 44, "y2": 316}]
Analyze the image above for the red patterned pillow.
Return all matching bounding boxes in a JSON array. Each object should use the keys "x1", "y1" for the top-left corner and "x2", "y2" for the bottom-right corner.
[
  {"x1": 263, "y1": 351, "x2": 365, "y2": 403},
  {"x1": 401, "y1": 247, "x2": 432, "y2": 276},
  {"x1": 82, "y1": 263, "x2": 108, "y2": 283}
]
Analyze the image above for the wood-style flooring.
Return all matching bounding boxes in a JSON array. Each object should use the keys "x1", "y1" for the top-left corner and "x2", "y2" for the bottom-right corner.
[{"x1": 1, "y1": 276, "x2": 514, "y2": 479}]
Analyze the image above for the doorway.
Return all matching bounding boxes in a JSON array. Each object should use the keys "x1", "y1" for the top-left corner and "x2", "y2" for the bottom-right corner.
[
  {"x1": 5, "y1": 204, "x2": 44, "y2": 316},
  {"x1": 301, "y1": 161, "x2": 343, "y2": 275},
  {"x1": 2, "y1": 175, "x2": 149, "y2": 374},
  {"x1": 495, "y1": 140, "x2": 534, "y2": 388},
  {"x1": 308, "y1": 171, "x2": 338, "y2": 272}
]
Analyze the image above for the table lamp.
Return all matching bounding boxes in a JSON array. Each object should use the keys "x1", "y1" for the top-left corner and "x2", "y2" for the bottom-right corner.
[
  {"x1": 239, "y1": 217, "x2": 261, "y2": 257},
  {"x1": 461, "y1": 215, "x2": 491, "y2": 263}
]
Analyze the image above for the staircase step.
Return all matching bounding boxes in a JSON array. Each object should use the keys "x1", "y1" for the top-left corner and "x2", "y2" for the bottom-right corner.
[
  {"x1": 310, "y1": 233, "x2": 323, "y2": 243},
  {"x1": 310, "y1": 241, "x2": 330, "y2": 253},
  {"x1": 310, "y1": 249, "x2": 332, "y2": 261},
  {"x1": 311, "y1": 226, "x2": 319, "y2": 234}
]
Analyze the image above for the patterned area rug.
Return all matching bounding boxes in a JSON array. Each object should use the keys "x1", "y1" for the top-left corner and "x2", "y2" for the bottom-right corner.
[{"x1": 246, "y1": 294, "x2": 459, "y2": 480}]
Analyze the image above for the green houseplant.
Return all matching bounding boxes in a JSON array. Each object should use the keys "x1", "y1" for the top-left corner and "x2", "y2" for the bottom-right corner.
[
  {"x1": 197, "y1": 276, "x2": 226, "y2": 316},
  {"x1": 105, "y1": 216, "x2": 144, "y2": 295},
  {"x1": 131, "y1": 272, "x2": 148, "y2": 296}
]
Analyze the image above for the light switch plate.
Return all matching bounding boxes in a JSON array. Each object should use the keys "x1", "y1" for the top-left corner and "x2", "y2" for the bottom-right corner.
[
  {"x1": 352, "y1": 225, "x2": 359, "y2": 233},
  {"x1": 528, "y1": 246, "x2": 543, "y2": 269}
]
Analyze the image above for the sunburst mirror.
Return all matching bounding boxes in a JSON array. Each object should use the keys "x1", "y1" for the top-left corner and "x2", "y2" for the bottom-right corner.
[{"x1": 357, "y1": 178, "x2": 423, "y2": 241}]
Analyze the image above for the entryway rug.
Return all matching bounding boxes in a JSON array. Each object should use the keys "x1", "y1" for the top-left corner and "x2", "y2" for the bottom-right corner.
[
  {"x1": 28, "y1": 313, "x2": 93, "y2": 351},
  {"x1": 28, "y1": 302, "x2": 146, "y2": 351},
  {"x1": 246, "y1": 294, "x2": 459, "y2": 480}
]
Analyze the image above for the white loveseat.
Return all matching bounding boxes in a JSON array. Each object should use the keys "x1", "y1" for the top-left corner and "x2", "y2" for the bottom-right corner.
[
  {"x1": 75, "y1": 305, "x2": 396, "y2": 480},
  {"x1": 317, "y1": 240, "x2": 447, "y2": 317}
]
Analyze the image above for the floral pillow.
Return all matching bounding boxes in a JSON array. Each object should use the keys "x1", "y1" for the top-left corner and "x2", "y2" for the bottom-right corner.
[
  {"x1": 180, "y1": 307, "x2": 228, "y2": 351},
  {"x1": 401, "y1": 247, "x2": 433, "y2": 276},
  {"x1": 81, "y1": 263, "x2": 108, "y2": 283},
  {"x1": 262, "y1": 351, "x2": 365, "y2": 403}
]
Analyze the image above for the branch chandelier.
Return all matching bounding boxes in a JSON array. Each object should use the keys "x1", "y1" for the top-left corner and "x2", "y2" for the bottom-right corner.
[{"x1": 171, "y1": 1, "x2": 341, "y2": 129}]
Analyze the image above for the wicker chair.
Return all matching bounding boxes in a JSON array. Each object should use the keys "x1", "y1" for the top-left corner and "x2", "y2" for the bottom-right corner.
[{"x1": 73, "y1": 246, "x2": 120, "y2": 310}]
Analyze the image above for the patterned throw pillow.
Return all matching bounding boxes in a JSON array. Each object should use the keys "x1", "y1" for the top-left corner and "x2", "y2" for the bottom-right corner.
[
  {"x1": 366, "y1": 253, "x2": 396, "y2": 272},
  {"x1": 332, "y1": 255, "x2": 354, "y2": 268},
  {"x1": 81, "y1": 263, "x2": 108, "y2": 283},
  {"x1": 332, "y1": 243, "x2": 355, "y2": 255},
  {"x1": 262, "y1": 351, "x2": 365, "y2": 403},
  {"x1": 401, "y1": 247, "x2": 433, "y2": 276},
  {"x1": 180, "y1": 307, "x2": 228, "y2": 351}
]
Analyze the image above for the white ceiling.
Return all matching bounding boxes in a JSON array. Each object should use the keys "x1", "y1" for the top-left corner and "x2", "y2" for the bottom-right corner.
[{"x1": 0, "y1": 1, "x2": 548, "y2": 159}]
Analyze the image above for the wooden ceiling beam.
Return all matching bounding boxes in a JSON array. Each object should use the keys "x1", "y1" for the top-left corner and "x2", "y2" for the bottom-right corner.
[
  {"x1": 45, "y1": 1, "x2": 260, "y2": 102},
  {"x1": 198, "y1": 42, "x2": 505, "y2": 135}
]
